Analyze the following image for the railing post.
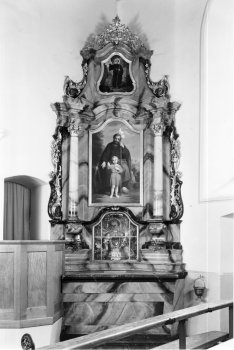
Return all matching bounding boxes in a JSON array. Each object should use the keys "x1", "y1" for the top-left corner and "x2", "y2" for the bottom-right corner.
[
  {"x1": 178, "y1": 319, "x2": 186, "y2": 349},
  {"x1": 229, "y1": 305, "x2": 233, "y2": 339}
]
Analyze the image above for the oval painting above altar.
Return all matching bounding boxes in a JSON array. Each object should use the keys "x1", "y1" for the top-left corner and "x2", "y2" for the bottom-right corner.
[{"x1": 97, "y1": 53, "x2": 136, "y2": 94}]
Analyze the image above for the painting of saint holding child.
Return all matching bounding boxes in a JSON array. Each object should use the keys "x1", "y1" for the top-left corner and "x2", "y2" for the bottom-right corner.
[{"x1": 89, "y1": 120, "x2": 142, "y2": 206}]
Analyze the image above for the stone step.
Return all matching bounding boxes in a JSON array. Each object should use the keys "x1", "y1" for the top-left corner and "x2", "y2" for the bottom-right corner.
[{"x1": 151, "y1": 331, "x2": 229, "y2": 349}]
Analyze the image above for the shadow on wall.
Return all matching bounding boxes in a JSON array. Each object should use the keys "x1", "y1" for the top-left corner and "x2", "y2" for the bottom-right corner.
[{"x1": 4, "y1": 175, "x2": 50, "y2": 240}]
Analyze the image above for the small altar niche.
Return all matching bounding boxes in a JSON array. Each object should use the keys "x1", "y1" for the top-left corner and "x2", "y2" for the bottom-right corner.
[
  {"x1": 93, "y1": 211, "x2": 139, "y2": 261},
  {"x1": 48, "y1": 16, "x2": 186, "y2": 339}
]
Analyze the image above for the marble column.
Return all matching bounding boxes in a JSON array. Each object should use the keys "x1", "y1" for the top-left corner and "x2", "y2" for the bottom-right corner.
[
  {"x1": 150, "y1": 110, "x2": 165, "y2": 219},
  {"x1": 68, "y1": 119, "x2": 82, "y2": 220}
]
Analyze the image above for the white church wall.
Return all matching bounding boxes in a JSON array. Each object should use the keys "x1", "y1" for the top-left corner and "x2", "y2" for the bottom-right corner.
[
  {"x1": 181, "y1": 0, "x2": 234, "y2": 335},
  {"x1": 30, "y1": 184, "x2": 51, "y2": 240},
  {"x1": 182, "y1": 0, "x2": 234, "y2": 275},
  {"x1": 0, "y1": 317, "x2": 62, "y2": 350}
]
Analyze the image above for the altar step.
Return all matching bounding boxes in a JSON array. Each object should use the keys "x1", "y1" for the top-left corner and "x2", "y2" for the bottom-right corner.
[
  {"x1": 151, "y1": 331, "x2": 229, "y2": 349},
  {"x1": 60, "y1": 332, "x2": 228, "y2": 349},
  {"x1": 60, "y1": 333, "x2": 176, "y2": 349},
  {"x1": 61, "y1": 252, "x2": 186, "y2": 347},
  {"x1": 61, "y1": 279, "x2": 171, "y2": 338},
  {"x1": 60, "y1": 276, "x2": 186, "y2": 346},
  {"x1": 64, "y1": 251, "x2": 186, "y2": 275}
]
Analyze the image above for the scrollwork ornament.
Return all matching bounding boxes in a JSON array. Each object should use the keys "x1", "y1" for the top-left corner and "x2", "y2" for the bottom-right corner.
[
  {"x1": 171, "y1": 137, "x2": 181, "y2": 171},
  {"x1": 65, "y1": 223, "x2": 83, "y2": 235},
  {"x1": 111, "y1": 206, "x2": 120, "y2": 211},
  {"x1": 50, "y1": 131, "x2": 62, "y2": 167},
  {"x1": 170, "y1": 173, "x2": 183, "y2": 220},
  {"x1": 143, "y1": 61, "x2": 170, "y2": 98},
  {"x1": 48, "y1": 128, "x2": 63, "y2": 220},
  {"x1": 63, "y1": 63, "x2": 88, "y2": 98},
  {"x1": 169, "y1": 126, "x2": 183, "y2": 220}
]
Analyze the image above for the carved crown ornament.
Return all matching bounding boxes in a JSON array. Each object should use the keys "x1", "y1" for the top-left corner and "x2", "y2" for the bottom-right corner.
[{"x1": 80, "y1": 16, "x2": 152, "y2": 59}]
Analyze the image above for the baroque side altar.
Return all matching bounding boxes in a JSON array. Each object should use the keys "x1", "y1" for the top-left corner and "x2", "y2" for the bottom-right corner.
[{"x1": 48, "y1": 16, "x2": 186, "y2": 338}]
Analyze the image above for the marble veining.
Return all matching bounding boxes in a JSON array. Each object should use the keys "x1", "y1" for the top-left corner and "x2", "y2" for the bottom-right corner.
[{"x1": 62, "y1": 279, "x2": 179, "y2": 336}]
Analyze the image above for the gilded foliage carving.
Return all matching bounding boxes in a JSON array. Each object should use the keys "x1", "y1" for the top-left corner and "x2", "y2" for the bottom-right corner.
[
  {"x1": 169, "y1": 127, "x2": 183, "y2": 220},
  {"x1": 48, "y1": 128, "x2": 63, "y2": 220}
]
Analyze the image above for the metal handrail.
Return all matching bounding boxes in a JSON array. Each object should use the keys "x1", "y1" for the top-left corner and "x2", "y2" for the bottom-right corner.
[{"x1": 38, "y1": 300, "x2": 233, "y2": 350}]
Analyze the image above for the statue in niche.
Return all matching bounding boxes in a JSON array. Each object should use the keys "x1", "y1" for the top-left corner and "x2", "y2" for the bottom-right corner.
[
  {"x1": 90, "y1": 120, "x2": 142, "y2": 206},
  {"x1": 98, "y1": 54, "x2": 134, "y2": 93}
]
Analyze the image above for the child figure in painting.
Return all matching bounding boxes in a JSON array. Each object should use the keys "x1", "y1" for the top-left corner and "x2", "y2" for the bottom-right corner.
[{"x1": 107, "y1": 156, "x2": 123, "y2": 198}]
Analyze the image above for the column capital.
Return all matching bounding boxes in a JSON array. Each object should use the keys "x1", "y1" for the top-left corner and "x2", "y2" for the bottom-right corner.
[
  {"x1": 168, "y1": 101, "x2": 181, "y2": 113},
  {"x1": 150, "y1": 120, "x2": 165, "y2": 136},
  {"x1": 151, "y1": 108, "x2": 164, "y2": 119},
  {"x1": 68, "y1": 118, "x2": 83, "y2": 136}
]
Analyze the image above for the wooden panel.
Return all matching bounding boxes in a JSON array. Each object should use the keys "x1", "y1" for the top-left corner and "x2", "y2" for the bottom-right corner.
[
  {"x1": 54, "y1": 250, "x2": 63, "y2": 304},
  {"x1": 27, "y1": 251, "x2": 47, "y2": 307},
  {"x1": 0, "y1": 317, "x2": 54, "y2": 328},
  {"x1": 0, "y1": 241, "x2": 64, "y2": 328},
  {"x1": 26, "y1": 306, "x2": 47, "y2": 319},
  {"x1": 47, "y1": 245, "x2": 54, "y2": 317},
  {"x1": 0, "y1": 309, "x2": 15, "y2": 320},
  {"x1": 0, "y1": 253, "x2": 14, "y2": 309}
]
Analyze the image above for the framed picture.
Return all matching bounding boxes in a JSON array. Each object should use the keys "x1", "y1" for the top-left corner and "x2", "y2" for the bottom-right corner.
[
  {"x1": 97, "y1": 52, "x2": 136, "y2": 94},
  {"x1": 89, "y1": 119, "x2": 143, "y2": 206}
]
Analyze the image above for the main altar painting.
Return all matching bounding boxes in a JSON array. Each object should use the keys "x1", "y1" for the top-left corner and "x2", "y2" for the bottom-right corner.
[{"x1": 90, "y1": 119, "x2": 143, "y2": 206}]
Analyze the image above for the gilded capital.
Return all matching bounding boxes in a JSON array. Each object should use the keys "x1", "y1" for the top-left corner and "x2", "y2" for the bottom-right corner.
[
  {"x1": 68, "y1": 119, "x2": 83, "y2": 136},
  {"x1": 151, "y1": 121, "x2": 165, "y2": 136}
]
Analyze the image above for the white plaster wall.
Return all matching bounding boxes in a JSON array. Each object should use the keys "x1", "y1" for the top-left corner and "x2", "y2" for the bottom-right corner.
[
  {"x1": 179, "y1": 0, "x2": 234, "y2": 276},
  {"x1": 0, "y1": 317, "x2": 62, "y2": 350},
  {"x1": 30, "y1": 184, "x2": 51, "y2": 239}
]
